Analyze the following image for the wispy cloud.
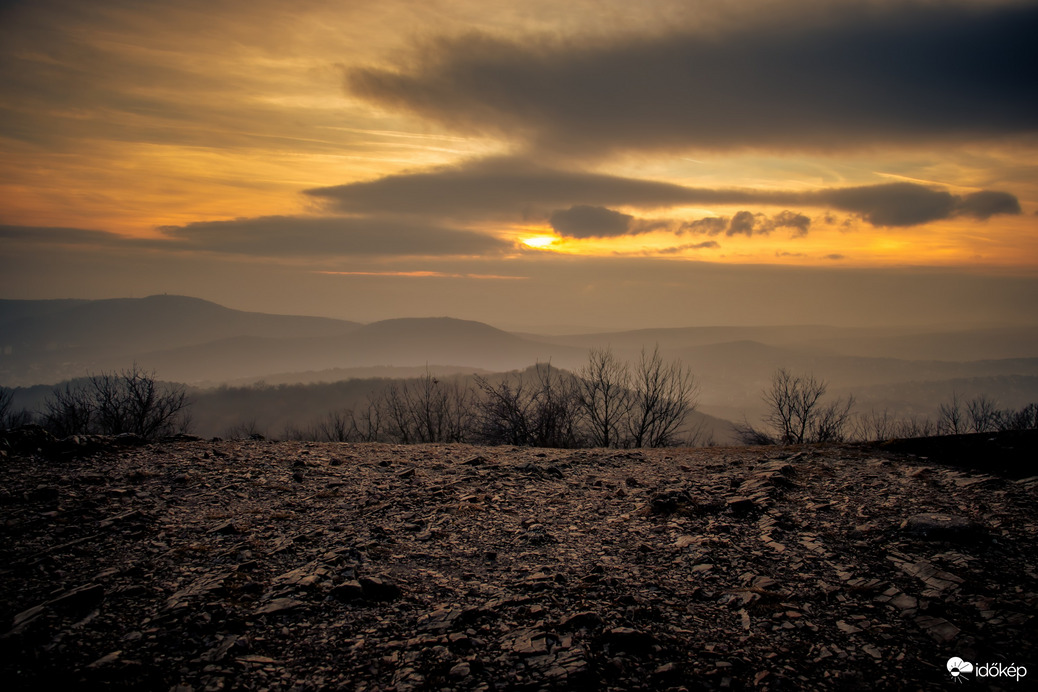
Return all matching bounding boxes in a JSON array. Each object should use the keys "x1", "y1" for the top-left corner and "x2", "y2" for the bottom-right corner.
[
  {"x1": 2, "y1": 216, "x2": 509, "y2": 259},
  {"x1": 658, "y1": 241, "x2": 721, "y2": 254},
  {"x1": 157, "y1": 215, "x2": 508, "y2": 256},
  {"x1": 315, "y1": 270, "x2": 527, "y2": 280}
]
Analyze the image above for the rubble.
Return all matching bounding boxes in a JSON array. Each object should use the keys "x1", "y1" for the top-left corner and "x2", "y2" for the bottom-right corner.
[{"x1": 0, "y1": 436, "x2": 1035, "y2": 690}]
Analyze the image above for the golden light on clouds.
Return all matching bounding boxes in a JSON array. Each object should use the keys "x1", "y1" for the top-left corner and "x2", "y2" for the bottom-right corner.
[
  {"x1": 316, "y1": 270, "x2": 526, "y2": 280},
  {"x1": 1, "y1": 0, "x2": 1036, "y2": 328}
]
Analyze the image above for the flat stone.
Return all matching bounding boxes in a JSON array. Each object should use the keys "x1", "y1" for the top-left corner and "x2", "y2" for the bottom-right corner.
[
  {"x1": 914, "y1": 615, "x2": 961, "y2": 643},
  {"x1": 557, "y1": 611, "x2": 603, "y2": 631},
  {"x1": 900, "y1": 513, "x2": 985, "y2": 541},
  {"x1": 253, "y1": 598, "x2": 305, "y2": 616},
  {"x1": 330, "y1": 580, "x2": 365, "y2": 601},
  {"x1": 602, "y1": 627, "x2": 655, "y2": 653},
  {"x1": 359, "y1": 576, "x2": 401, "y2": 601}
]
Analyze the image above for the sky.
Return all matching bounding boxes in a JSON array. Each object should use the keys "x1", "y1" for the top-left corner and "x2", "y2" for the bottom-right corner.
[{"x1": 1, "y1": 0, "x2": 1037, "y2": 330}]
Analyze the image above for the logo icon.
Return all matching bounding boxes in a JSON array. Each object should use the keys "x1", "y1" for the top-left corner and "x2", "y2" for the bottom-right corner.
[{"x1": 948, "y1": 657, "x2": 974, "y2": 682}]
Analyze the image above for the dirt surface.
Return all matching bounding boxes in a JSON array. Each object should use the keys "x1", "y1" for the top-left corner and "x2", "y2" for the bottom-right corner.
[{"x1": 1, "y1": 433, "x2": 1036, "y2": 690}]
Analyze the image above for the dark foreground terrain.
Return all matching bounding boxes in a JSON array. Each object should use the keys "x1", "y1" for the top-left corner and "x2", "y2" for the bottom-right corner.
[{"x1": 1, "y1": 432, "x2": 1035, "y2": 690}]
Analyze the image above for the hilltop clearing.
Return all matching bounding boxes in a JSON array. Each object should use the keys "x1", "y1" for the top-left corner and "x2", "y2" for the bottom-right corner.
[{"x1": 1, "y1": 435, "x2": 1035, "y2": 690}]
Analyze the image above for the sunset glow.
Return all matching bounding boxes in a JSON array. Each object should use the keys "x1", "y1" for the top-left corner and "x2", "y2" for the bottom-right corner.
[
  {"x1": 1, "y1": 0, "x2": 1036, "y2": 327},
  {"x1": 520, "y1": 235, "x2": 561, "y2": 250}
]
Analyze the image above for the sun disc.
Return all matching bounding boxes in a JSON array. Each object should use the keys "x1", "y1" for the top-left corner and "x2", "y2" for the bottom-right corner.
[{"x1": 521, "y1": 235, "x2": 558, "y2": 249}]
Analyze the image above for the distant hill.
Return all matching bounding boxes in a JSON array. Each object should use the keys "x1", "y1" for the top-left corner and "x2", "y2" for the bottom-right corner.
[
  {"x1": 132, "y1": 317, "x2": 586, "y2": 384},
  {"x1": 800, "y1": 326, "x2": 1038, "y2": 361},
  {"x1": 543, "y1": 324, "x2": 1038, "y2": 362},
  {"x1": 0, "y1": 295, "x2": 362, "y2": 385}
]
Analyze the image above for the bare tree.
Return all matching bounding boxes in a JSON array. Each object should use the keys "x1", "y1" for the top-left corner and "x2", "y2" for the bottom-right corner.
[
  {"x1": 225, "y1": 418, "x2": 265, "y2": 440},
  {"x1": 853, "y1": 408, "x2": 897, "y2": 442},
  {"x1": 0, "y1": 386, "x2": 34, "y2": 429},
  {"x1": 380, "y1": 382, "x2": 414, "y2": 443},
  {"x1": 353, "y1": 393, "x2": 385, "y2": 442},
  {"x1": 626, "y1": 346, "x2": 699, "y2": 448},
  {"x1": 758, "y1": 368, "x2": 853, "y2": 444},
  {"x1": 812, "y1": 395, "x2": 855, "y2": 443},
  {"x1": 43, "y1": 381, "x2": 95, "y2": 437},
  {"x1": 732, "y1": 418, "x2": 776, "y2": 446},
  {"x1": 527, "y1": 362, "x2": 581, "y2": 448},
  {"x1": 474, "y1": 371, "x2": 535, "y2": 446},
  {"x1": 316, "y1": 409, "x2": 354, "y2": 442},
  {"x1": 965, "y1": 395, "x2": 999, "y2": 433},
  {"x1": 96, "y1": 365, "x2": 189, "y2": 439},
  {"x1": 762, "y1": 368, "x2": 828, "y2": 444},
  {"x1": 576, "y1": 347, "x2": 632, "y2": 448},
  {"x1": 936, "y1": 393, "x2": 964, "y2": 435},
  {"x1": 995, "y1": 402, "x2": 1038, "y2": 431},
  {"x1": 42, "y1": 366, "x2": 190, "y2": 440},
  {"x1": 377, "y1": 369, "x2": 471, "y2": 443},
  {"x1": 894, "y1": 415, "x2": 935, "y2": 439},
  {"x1": 474, "y1": 363, "x2": 581, "y2": 448},
  {"x1": 0, "y1": 387, "x2": 11, "y2": 428}
]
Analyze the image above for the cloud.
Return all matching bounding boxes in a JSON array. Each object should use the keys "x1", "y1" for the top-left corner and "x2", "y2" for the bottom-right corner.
[
  {"x1": 728, "y1": 211, "x2": 759, "y2": 237},
  {"x1": 346, "y1": 3, "x2": 1038, "y2": 155},
  {"x1": 771, "y1": 210, "x2": 812, "y2": 237},
  {"x1": 0, "y1": 225, "x2": 127, "y2": 245},
  {"x1": 658, "y1": 241, "x2": 720, "y2": 254},
  {"x1": 681, "y1": 210, "x2": 813, "y2": 237},
  {"x1": 316, "y1": 270, "x2": 526, "y2": 280},
  {"x1": 817, "y1": 183, "x2": 956, "y2": 227},
  {"x1": 305, "y1": 157, "x2": 699, "y2": 220},
  {"x1": 0, "y1": 218, "x2": 509, "y2": 258},
  {"x1": 824, "y1": 254, "x2": 846, "y2": 260},
  {"x1": 954, "y1": 190, "x2": 1022, "y2": 219},
  {"x1": 811, "y1": 184, "x2": 1015, "y2": 227},
  {"x1": 307, "y1": 157, "x2": 1021, "y2": 229},
  {"x1": 551, "y1": 206, "x2": 811, "y2": 240},
  {"x1": 680, "y1": 217, "x2": 728, "y2": 236},
  {"x1": 158, "y1": 216, "x2": 508, "y2": 256},
  {"x1": 549, "y1": 205, "x2": 633, "y2": 238}
]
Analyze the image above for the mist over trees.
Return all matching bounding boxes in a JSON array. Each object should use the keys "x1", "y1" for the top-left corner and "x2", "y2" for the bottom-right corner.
[
  {"x1": 4, "y1": 358, "x2": 1036, "y2": 450},
  {"x1": 735, "y1": 368, "x2": 854, "y2": 445},
  {"x1": 277, "y1": 348, "x2": 703, "y2": 449},
  {"x1": 735, "y1": 368, "x2": 1038, "y2": 446}
]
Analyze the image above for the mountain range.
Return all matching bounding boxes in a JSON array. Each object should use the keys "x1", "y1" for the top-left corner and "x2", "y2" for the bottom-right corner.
[{"x1": 3, "y1": 295, "x2": 1037, "y2": 426}]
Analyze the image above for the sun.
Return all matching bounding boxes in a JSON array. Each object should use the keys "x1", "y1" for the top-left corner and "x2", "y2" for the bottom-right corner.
[{"x1": 521, "y1": 235, "x2": 559, "y2": 249}]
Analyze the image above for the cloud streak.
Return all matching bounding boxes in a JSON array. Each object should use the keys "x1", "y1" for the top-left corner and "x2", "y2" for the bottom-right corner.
[
  {"x1": 347, "y1": 3, "x2": 1038, "y2": 155},
  {"x1": 3, "y1": 217, "x2": 510, "y2": 258},
  {"x1": 316, "y1": 270, "x2": 526, "y2": 280},
  {"x1": 307, "y1": 158, "x2": 1021, "y2": 229},
  {"x1": 158, "y1": 216, "x2": 509, "y2": 256}
]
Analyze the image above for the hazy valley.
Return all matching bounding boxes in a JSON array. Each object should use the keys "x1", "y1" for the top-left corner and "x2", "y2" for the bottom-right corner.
[{"x1": 3, "y1": 294, "x2": 1037, "y2": 444}]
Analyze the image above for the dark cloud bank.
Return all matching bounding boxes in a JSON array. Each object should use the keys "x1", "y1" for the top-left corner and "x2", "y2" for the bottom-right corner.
[{"x1": 347, "y1": 3, "x2": 1038, "y2": 154}]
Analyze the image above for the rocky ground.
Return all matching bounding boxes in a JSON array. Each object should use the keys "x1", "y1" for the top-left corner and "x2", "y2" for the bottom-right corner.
[{"x1": 1, "y1": 429, "x2": 1036, "y2": 691}]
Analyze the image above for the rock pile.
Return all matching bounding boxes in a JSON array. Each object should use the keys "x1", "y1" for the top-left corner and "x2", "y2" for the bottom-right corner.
[{"x1": 1, "y1": 436, "x2": 1035, "y2": 690}]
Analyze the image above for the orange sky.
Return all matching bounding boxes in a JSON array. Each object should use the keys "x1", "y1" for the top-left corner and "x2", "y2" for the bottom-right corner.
[{"x1": 1, "y1": 0, "x2": 1037, "y2": 327}]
